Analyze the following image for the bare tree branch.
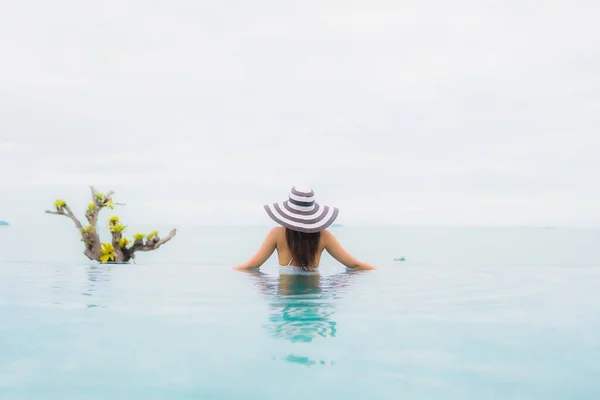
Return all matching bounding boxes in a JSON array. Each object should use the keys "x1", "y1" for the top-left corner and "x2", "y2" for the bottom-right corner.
[
  {"x1": 90, "y1": 186, "x2": 97, "y2": 205},
  {"x1": 45, "y1": 210, "x2": 65, "y2": 216},
  {"x1": 131, "y1": 229, "x2": 177, "y2": 254},
  {"x1": 63, "y1": 204, "x2": 84, "y2": 231},
  {"x1": 111, "y1": 231, "x2": 125, "y2": 262},
  {"x1": 90, "y1": 188, "x2": 116, "y2": 226},
  {"x1": 88, "y1": 186, "x2": 116, "y2": 227},
  {"x1": 45, "y1": 207, "x2": 83, "y2": 231}
]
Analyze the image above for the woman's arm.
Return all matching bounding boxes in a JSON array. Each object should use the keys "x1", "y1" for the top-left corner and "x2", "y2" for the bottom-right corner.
[
  {"x1": 322, "y1": 230, "x2": 376, "y2": 270},
  {"x1": 234, "y1": 228, "x2": 278, "y2": 270}
]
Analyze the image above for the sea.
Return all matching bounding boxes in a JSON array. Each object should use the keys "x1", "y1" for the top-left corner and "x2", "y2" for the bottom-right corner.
[{"x1": 1, "y1": 224, "x2": 600, "y2": 399}]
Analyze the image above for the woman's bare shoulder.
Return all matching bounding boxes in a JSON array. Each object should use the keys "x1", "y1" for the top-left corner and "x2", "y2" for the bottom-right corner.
[
  {"x1": 320, "y1": 229, "x2": 335, "y2": 245},
  {"x1": 321, "y1": 229, "x2": 334, "y2": 239},
  {"x1": 270, "y1": 227, "x2": 285, "y2": 242},
  {"x1": 271, "y1": 226, "x2": 285, "y2": 235}
]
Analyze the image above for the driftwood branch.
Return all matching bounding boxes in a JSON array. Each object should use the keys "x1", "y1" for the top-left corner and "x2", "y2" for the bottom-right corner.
[
  {"x1": 44, "y1": 205, "x2": 83, "y2": 232},
  {"x1": 45, "y1": 210, "x2": 65, "y2": 216},
  {"x1": 131, "y1": 229, "x2": 177, "y2": 255},
  {"x1": 47, "y1": 187, "x2": 177, "y2": 263},
  {"x1": 87, "y1": 187, "x2": 117, "y2": 226},
  {"x1": 64, "y1": 204, "x2": 84, "y2": 231},
  {"x1": 46, "y1": 202, "x2": 93, "y2": 260}
]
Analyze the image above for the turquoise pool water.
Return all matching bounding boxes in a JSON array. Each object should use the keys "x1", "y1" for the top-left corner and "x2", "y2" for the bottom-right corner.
[{"x1": 1, "y1": 226, "x2": 600, "y2": 399}]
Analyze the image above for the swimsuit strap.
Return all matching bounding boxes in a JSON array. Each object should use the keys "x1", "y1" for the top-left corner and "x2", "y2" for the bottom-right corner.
[{"x1": 287, "y1": 258, "x2": 293, "y2": 266}]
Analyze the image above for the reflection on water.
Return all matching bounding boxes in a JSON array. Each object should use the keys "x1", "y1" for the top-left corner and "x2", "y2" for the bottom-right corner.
[
  {"x1": 49, "y1": 264, "x2": 112, "y2": 308},
  {"x1": 245, "y1": 270, "x2": 361, "y2": 366},
  {"x1": 280, "y1": 354, "x2": 335, "y2": 367},
  {"x1": 82, "y1": 266, "x2": 112, "y2": 308},
  {"x1": 266, "y1": 275, "x2": 336, "y2": 343}
]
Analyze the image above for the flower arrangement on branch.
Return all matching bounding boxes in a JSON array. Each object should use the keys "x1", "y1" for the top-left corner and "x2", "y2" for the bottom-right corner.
[{"x1": 45, "y1": 186, "x2": 176, "y2": 263}]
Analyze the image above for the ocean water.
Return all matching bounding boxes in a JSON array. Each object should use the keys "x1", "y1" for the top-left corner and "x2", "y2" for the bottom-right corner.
[{"x1": 1, "y1": 225, "x2": 600, "y2": 399}]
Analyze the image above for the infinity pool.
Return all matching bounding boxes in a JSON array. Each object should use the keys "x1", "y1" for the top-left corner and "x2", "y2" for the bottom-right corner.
[{"x1": 1, "y1": 227, "x2": 600, "y2": 399}]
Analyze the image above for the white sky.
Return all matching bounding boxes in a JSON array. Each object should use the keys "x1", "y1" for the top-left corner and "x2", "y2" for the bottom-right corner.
[{"x1": 1, "y1": 0, "x2": 599, "y2": 227}]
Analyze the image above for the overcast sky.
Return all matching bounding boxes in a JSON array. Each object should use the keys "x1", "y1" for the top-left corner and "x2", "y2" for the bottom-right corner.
[{"x1": 1, "y1": 0, "x2": 599, "y2": 227}]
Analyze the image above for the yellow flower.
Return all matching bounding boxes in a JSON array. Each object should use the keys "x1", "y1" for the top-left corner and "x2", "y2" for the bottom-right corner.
[
  {"x1": 108, "y1": 216, "x2": 120, "y2": 224},
  {"x1": 88, "y1": 203, "x2": 97, "y2": 211},
  {"x1": 110, "y1": 223, "x2": 127, "y2": 233},
  {"x1": 100, "y1": 243, "x2": 114, "y2": 254},
  {"x1": 54, "y1": 200, "x2": 66, "y2": 208},
  {"x1": 99, "y1": 254, "x2": 114, "y2": 263},
  {"x1": 105, "y1": 199, "x2": 115, "y2": 209},
  {"x1": 133, "y1": 233, "x2": 145, "y2": 241},
  {"x1": 99, "y1": 243, "x2": 115, "y2": 264},
  {"x1": 146, "y1": 230, "x2": 159, "y2": 240},
  {"x1": 96, "y1": 192, "x2": 104, "y2": 200},
  {"x1": 119, "y1": 237, "x2": 130, "y2": 248}
]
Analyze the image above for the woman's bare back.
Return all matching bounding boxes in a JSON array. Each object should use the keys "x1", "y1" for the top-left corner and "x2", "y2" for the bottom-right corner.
[
  {"x1": 234, "y1": 227, "x2": 375, "y2": 270},
  {"x1": 272, "y1": 227, "x2": 325, "y2": 267}
]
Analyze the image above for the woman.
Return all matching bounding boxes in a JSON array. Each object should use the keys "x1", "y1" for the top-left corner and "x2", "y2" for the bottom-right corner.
[{"x1": 234, "y1": 186, "x2": 375, "y2": 272}]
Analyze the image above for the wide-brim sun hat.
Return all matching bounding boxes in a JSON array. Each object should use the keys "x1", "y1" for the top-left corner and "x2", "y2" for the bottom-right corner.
[{"x1": 264, "y1": 186, "x2": 339, "y2": 233}]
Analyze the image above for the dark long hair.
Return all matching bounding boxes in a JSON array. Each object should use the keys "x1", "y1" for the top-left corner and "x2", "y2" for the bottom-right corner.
[{"x1": 285, "y1": 228, "x2": 321, "y2": 271}]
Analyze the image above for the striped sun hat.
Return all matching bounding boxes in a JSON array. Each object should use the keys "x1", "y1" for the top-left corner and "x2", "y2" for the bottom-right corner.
[{"x1": 264, "y1": 186, "x2": 339, "y2": 233}]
